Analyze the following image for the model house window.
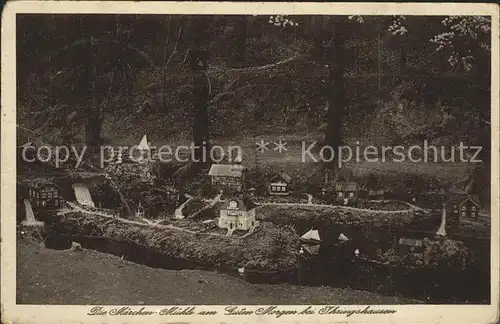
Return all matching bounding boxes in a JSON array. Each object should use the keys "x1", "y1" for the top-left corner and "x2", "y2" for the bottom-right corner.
[
  {"x1": 461, "y1": 211, "x2": 466, "y2": 217},
  {"x1": 229, "y1": 201, "x2": 238, "y2": 209},
  {"x1": 271, "y1": 186, "x2": 276, "y2": 191},
  {"x1": 41, "y1": 192, "x2": 47, "y2": 198},
  {"x1": 338, "y1": 192, "x2": 343, "y2": 197},
  {"x1": 471, "y1": 206, "x2": 476, "y2": 211},
  {"x1": 349, "y1": 192, "x2": 354, "y2": 198},
  {"x1": 461, "y1": 206, "x2": 466, "y2": 211}
]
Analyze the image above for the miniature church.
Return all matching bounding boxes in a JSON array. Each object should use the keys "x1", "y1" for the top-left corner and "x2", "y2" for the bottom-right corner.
[{"x1": 135, "y1": 202, "x2": 145, "y2": 218}]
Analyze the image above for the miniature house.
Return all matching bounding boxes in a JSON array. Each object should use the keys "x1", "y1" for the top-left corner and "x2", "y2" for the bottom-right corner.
[
  {"x1": 218, "y1": 197, "x2": 257, "y2": 231},
  {"x1": 398, "y1": 238, "x2": 423, "y2": 256},
  {"x1": 458, "y1": 196, "x2": 480, "y2": 219},
  {"x1": 368, "y1": 189, "x2": 385, "y2": 200},
  {"x1": 449, "y1": 195, "x2": 480, "y2": 222},
  {"x1": 135, "y1": 202, "x2": 145, "y2": 218},
  {"x1": 208, "y1": 164, "x2": 246, "y2": 191},
  {"x1": 268, "y1": 171, "x2": 292, "y2": 196},
  {"x1": 24, "y1": 179, "x2": 64, "y2": 210},
  {"x1": 334, "y1": 181, "x2": 359, "y2": 199}
]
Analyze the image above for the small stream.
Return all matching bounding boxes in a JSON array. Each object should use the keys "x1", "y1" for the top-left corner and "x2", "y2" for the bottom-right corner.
[{"x1": 42, "y1": 224, "x2": 490, "y2": 304}]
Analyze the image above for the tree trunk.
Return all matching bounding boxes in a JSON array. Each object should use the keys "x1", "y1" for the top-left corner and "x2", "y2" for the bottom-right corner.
[
  {"x1": 400, "y1": 41, "x2": 406, "y2": 73},
  {"x1": 377, "y1": 32, "x2": 382, "y2": 91},
  {"x1": 323, "y1": 19, "x2": 346, "y2": 181},
  {"x1": 162, "y1": 16, "x2": 172, "y2": 111},
  {"x1": 312, "y1": 16, "x2": 325, "y2": 60},
  {"x1": 190, "y1": 16, "x2": 210, "y2": 163},
  {"x1": 80, "y1": 18, "x2": 102, "y2": 153},
  {"x1": 234, "y1": 15, "x2": 247, "y2": 66}
]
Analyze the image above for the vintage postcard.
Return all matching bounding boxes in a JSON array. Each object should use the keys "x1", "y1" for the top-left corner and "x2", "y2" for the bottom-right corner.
[{"x1": 1, "y1": 1, "x2": 499, "y2": 323}]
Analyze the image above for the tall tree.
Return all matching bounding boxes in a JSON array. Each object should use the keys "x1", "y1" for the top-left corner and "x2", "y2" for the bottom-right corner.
[
  {"x1": 79, "y1": 17, "x2": 103, "y2": 153},
  {"x1": 189, "y1": 16, "x2": 211, "y2": 163},
  {"x1": 323, "y1": 18, "x2": 347, "y2": 183},
  {"x1": 234, "y1": 15, "x2": 248, "y2": 66}
]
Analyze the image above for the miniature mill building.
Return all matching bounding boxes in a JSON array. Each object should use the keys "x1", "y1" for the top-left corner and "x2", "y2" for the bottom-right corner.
[{"x1": 218, "y1": 197, "x2": 257, "y2": 231}]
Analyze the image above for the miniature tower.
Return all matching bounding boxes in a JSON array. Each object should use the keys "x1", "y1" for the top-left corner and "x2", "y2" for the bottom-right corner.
[
  {"x1": 436, "y1": 203, "x2": 447, "y2": 237},
  {"x1": 233, "y1": 149, "x2": 243, "y2": 165},
  {"x1": 137, "y1": 135, "x2": 150, "y2": 163},
  {"x1": 135, "y1": 202, "x2": 145, "y2": 218}
]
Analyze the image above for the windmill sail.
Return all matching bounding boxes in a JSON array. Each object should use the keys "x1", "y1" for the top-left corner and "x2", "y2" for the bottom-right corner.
[
  {"x1": 436, "y1": 205, "x2": 447, "y2": 236},
  {"x1": 301, "y1": 229, "x2": 321, "y2": 243}
]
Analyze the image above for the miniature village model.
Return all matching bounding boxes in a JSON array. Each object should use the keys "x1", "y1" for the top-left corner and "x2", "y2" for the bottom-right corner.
[
  {"x1": 268, "y1": 171, "x2": 292, "y2": 195},
  {"x1": 16, "y1": 129, "x2": 492, "y2": 304},
  {"x1": 20, "y1": 179, "x2": 64, "y2": 210},
  {"x1": 218, "y1": 197, "x2": 258, "y2": 235},
  {"x1": 334, "y1": 181, "x2": 360, "y2": 199},
  {"x1": 208, "y1": 163, "x2": 246, "y2": 192}
]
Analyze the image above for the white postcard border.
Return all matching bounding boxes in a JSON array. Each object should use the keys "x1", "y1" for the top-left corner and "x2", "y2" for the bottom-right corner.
[{"x1": 1, "y1": 2, "x2": 499, "y2": 324}]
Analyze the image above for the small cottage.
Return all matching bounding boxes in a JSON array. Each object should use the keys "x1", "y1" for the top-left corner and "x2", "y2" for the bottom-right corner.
[
  {"x1": 398, "y1": 238, "x2": 423, "y2": 256},
  {"x1": 334, "y1": 181, "x2": 359, "y2": 199},
  {"x1": 268, "y1": 171, "x2": 292, "y2": 196},
  {"x1": 448, "y1": 194, "x2": 480, "y2": 223},
  {"x1": 218, "y1": 197, "x2": 257, "y2": 231},
  {"x1": 22, "y1": 179, "x2": 64, "y2": 210},
  {"x1": 208, "y1": 164, "x2": 246, "y2": 191},
  {"x1": 368, "y1": 189, "x2": 385, "y2": 200}
]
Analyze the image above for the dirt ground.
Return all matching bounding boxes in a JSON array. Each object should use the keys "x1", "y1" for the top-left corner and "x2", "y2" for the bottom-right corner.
[{"x1": 16, "y1": 242, "x2": 420, "y2": 305}]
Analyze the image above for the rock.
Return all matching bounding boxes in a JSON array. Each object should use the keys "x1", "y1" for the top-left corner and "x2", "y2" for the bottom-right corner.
[{"x1": 70, "y1": 242, "x2": 82, "y2": 251}]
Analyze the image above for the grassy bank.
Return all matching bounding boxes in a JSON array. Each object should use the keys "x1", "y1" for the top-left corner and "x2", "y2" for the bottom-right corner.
[
  {"x1": 45, "y1": 212, "x2": 300, "y2": 271},
  {"x1": 17, "y1": 242, "x2": 422, "y2": 305},
  {"x1": 257, "y1": 204, "x2": 423, "y2": 229}
]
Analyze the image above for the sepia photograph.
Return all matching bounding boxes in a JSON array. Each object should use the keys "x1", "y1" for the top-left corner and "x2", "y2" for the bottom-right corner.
[{"x1": 1, "y1": 2, "x2": 499, "y2": 324}]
